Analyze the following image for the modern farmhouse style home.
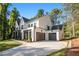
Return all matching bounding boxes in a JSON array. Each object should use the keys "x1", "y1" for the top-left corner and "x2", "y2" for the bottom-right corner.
[{"x1": 15, "y1": 15, "x2": 64, "y2": 42}]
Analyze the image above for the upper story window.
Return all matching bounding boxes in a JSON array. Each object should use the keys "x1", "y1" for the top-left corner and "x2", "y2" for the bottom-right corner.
[
  {"x1": 34, "y1": 23, "x2": 36, "y2": 27},
  {"x1": 31, "y1": 24, "x2": 33, "y2": 27},
  {"x1": 27, "y1": 23, "x2": 36, "y2": 28},
  {"x1": 28, "y1": 24, "x2": 30, "y2": 27},
  {"x1": 21, "y1": 25, "x2": 23, "y2": 29}
]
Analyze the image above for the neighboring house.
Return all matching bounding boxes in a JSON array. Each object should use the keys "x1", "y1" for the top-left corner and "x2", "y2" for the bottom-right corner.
[{"x1": 15, "y1": 16, "x2": 64, "y2": 42}]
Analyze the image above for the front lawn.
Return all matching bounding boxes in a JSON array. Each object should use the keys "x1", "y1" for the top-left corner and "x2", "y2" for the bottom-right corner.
[
  {"x1": 0, "y1": 40, "x2": 22, "y2": 52},
  {"x1": 47, "y1": 48, "x2": 68, "y2": 56}
]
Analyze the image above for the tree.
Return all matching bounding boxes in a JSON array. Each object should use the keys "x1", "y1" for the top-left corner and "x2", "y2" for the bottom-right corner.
[
  {"x1": 50, "y1": 8, "x2": 62, "y2": 25},
  {"x1": 0, "y1": 3, "x2": 10, "y2": 40},
  {"x1": 64, "y1": 17, "x2": 72, "y2": 39},
  {"x1": 37, "y1": 9, "x2": 44, "y2": 18},
  {"x1": 63, "y1": 3, "x2": 79, "y2": 38},
  {"x1": 31, "y1": 9, "x2": 44, "y2": 20},
  {"x1": 9, "y1": 7, "x2": 20, "y2": 39}
]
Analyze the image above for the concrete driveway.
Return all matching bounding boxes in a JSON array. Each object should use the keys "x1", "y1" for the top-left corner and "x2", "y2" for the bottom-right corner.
[{"x1": 0, "y1": 41, "x2": 69, "y2": 56}]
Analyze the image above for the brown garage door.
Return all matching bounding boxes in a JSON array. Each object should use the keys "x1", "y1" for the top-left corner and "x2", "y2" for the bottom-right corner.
[
  {"x1": 36, "y1": 32, "x2": 45, "y2": 41},
  {"x1": 49, "y1": 33, "x2": 56, "y2": 41}
]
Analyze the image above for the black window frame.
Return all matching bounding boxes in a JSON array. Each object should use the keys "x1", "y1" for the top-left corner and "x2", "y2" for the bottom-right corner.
[{"x1": 47, "y1": 26, "x2": 50, "y2": 30}]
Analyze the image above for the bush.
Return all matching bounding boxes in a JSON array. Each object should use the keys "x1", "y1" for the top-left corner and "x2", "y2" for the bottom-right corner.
[
  {"x1": 76, "y1": 32, "x2": 79, "y2": 37},
  {"x1": 64, "y1": 32, "x2": 72, "y2": 40}
]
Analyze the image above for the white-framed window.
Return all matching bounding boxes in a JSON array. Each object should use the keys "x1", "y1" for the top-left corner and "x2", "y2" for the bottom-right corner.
[
  {"x1": 31, "y1": 24, "x2": 33, "y2": 27},
  {"x1": 21, "y1": 25, "x2": 23, "y2": 29},
  {"x1": 28, "y1": 24, "x2": 30, "y2": 27},
  {"x1": 34, "y1": 23, "x2": 36, "y2": 27}
]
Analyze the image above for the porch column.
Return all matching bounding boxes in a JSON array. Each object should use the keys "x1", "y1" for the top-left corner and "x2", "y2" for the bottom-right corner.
[
  {"x1": 28, "y1": 30, "x2": 30, "y2": 41},
  {"x1": 28, "y1": 30, "x2": 33, "y2": 41},
  {"x1": 32, "y1": 28, "x2": 35, "y2": 42},
  {"x1": 45, "y1": 33, "x2": 49, "y2": 41},
  {"x1": 56, "y1": 31, "x2": 59, "y2": 41},
  {"x1": 21, "y1": 30, "x2": 24, "y2": 40}
]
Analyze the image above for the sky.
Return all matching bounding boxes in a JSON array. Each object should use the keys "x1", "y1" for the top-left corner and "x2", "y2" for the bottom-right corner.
[{"x1": 9, "y1": 3, "x2": 63, "y2": 19}]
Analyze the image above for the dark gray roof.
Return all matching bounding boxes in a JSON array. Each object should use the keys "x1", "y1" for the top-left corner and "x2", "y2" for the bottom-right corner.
[
  {"x1": 22, "y1": 17, "x2": 29, "y2": 22},
  {"x1": 52, "y1": 24, "x2": 63, "y2": 30}
]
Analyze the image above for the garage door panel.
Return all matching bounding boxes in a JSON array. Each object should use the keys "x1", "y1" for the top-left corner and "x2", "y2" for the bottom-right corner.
[
  {"x1": 49, "y1": 33, "x2": 56, "y2": 40},
  {"x1": 36, "y1": 32, "x2": 45, "y2": 41}
]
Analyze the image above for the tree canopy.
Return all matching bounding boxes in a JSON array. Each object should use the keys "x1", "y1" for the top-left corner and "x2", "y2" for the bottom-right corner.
[
  {"x1": 0, "y1": 3, "x2": 20, "y2": 40},
  {"x1": 63, "y1": 3, "x2": 79, "y2": 38},
  {"x1": 50, "y1": 8, "x2": 62, "y2": 25},
  {"x1": 37, "y1": 9, "x2": 44, "y2": 18}
]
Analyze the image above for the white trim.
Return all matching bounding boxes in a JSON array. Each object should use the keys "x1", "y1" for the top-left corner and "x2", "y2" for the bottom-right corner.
[
  {"x1": 56, "y1": 31, "x2": 59, "y2": 41},
  {"x1": 21, "y1": 30, "x2": 24, "y2": 40},
  {"x1": 45, "y1": 30, "x2": 60, "y2": 41},
  {"x1": 45, "y1": 33, "x2": 49, "y2": 41}
]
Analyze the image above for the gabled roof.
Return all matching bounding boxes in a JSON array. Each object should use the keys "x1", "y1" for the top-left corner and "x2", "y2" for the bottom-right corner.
[
  {"x1": 16, "y1": 17, "x2": 30, "y2": 25},
  {"x1": 22, "y1": 17, "x2": 30, "y2": 22}
]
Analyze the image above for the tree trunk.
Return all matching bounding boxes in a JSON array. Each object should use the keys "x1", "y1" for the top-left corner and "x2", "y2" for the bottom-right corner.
[
  {"x1": 2, "y1": 18, "x2": 6, "y2": 40},
  {"x1": 2, "y1": 5, "x2": 7, "y2": 40},
  {"x1": 72, "y1": 21, "x2": 75, "y2": 37}
]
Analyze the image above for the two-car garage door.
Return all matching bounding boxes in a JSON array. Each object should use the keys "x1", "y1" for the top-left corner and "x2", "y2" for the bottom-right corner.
[{"x1": 49, "y1": 33, "x2": 56, "y2": 41}]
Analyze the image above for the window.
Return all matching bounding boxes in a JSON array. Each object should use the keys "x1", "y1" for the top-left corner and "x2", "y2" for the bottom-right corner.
[
  {"x1": 21, "y1": 25, "x2": 23, "y2": 29},
  {"x1": 31, "y1": 24, "x2": 33, "y2": 27},
  {"x1": 34, "y1": 23, "x2": 36, "y2": 27},
  {"x1": 47, "y1": 26, "x2": 50, "y2": 30},
  {"x1": 28, "y1": 24, "x2": 30, "y2": 27}
]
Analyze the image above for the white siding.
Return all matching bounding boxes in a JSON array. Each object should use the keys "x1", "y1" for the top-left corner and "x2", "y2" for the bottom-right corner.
[
  {"x1": 20, "y1": 18, "x2": 24, "y2": 30},
  {"x1": 27, "y1": 19, "x2": 39, "y2": 28},
  {"x1": 15, "y1": 21, "x2": 19, "y2": 30},
  {"x1": 59, "y1": 30, "x2": 64, "y2": 40}
]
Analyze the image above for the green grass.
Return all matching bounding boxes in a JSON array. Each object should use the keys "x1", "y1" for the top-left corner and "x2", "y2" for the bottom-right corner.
[
  {"x1": 0, "y1": 39, "x2": 22, "y2": 52},
  {"x1": 47, "y1": 48, "x2": 68, "y2": 56}
]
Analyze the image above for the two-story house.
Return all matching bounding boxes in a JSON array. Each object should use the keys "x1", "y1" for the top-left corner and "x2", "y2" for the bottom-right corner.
[{"x1": 15, "y1": 16, "x2": 64, "y2": 42}]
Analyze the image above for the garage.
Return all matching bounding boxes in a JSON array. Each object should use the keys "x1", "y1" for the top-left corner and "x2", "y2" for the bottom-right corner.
[
  {"x1": 36, "y1": 32, "x2": 45, "y2": 41},
  {"x1": 49, "y1": 33, "x2": 56, "y2": 41}
]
